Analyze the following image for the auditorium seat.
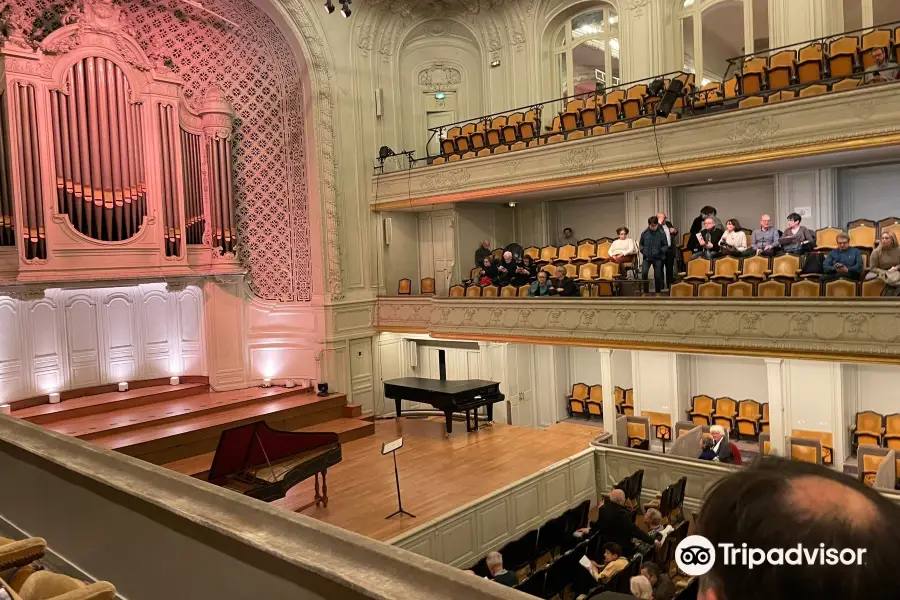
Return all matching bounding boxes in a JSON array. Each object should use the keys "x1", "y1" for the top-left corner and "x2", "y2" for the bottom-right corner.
[
  {"x1": 465, "y1": 285, "x2": 482, "y2": 297},
  {"x1": 538, "y1": 245, "x2": 558, "y2": 265},
  {"x1": 861, "y1": 278, "x2": 885, "y2": 297},
  {"x1": 883, "y1": 414, "x2": 900, "y2": 450},
  {"x1": 832, "y1": 77, "x2": 862, "y2": 91},
  {"x1": 493, "y1": 144, "x2": 510, "y2": 154},
  {"x1": 723, "y1": 77, "x2": 739, "y2": 100},
  {"x1": 567, "y1": 383, "x2": 589, "y2": 419},
  {"x1": 879, "y1": 217, "x2": 900, "y2": 240},
  {"x1": 520, "y1": 110, "x2": 540, "y2": 141},
  {"x1": 712, "y1": 397, "x2": 738, "y2": 431},
  {"x1": 449, "y1": 284, "x2": 465, "y2": 297},
  {"x1": 852, "y1": 410, "x2": 884, "y2": 452},
  {"x1": 502, "y1": 113, "x2": 523, "y2": 143},
  {"x1": 561, "y1": 99, "x2": 582, "y2": 131},
  {"x1": 594, "y1": 239, "x2": 612, "y2": 263},
  {"x1": 790, "y1": 437, "x2": 823, "y2": 464},
  {"x1": 586, "y1": 385, "x2": 603, "y2": 419},
  {"x1": 518, "y1": 284, "x2": 531, "y2": 297},
  {"x1": 688, "y1": 395, "x2": 715, "y2": 425},
  {"x1": 482, "y1": 284, "x2": 499, "y2": 297},
  {"x1": 848, "y1": 219, "x2": 877, "y2": 251},
  {"x1": 486, "y1": 116, "x2": 506, "y2": 146},
  {"x1": 573, "y1": 240, "x2": 596, "y2": 263},
  {"x1": 556, "y1": 244, "x2": 576, "y2": 263},
  {"x1": 793, "y1": 429, "x2": 833, "y2": 465},
  {"x1": 670, "y1": 281, "x2": 695, "y2": 297},
  {"x1": 739, "y1": 57, "x2": 767, "y2": 94},
  {"x1": 680, "y1": 257, "x2": 712, "y2": 283},
  {"x1": 421, "y1": 277, "x2": 435, "y2": 295},
  {"x1": 697, "y1": 281, "x2": 723, "y2": 297},
  {"x1": 626, "y1": 417, "x2": 650, "y2": 449},
  {"x1": 815, "y1": 226, "x2": 842, "y2": 251},
  {"x1": 600, "y1": 90, "x2": 625, "y2": 123},
  {"x1": 767, "y1": 49, "x2": 796, "y2": 89},
  {"x1": 579, "y1": 96, "x2": 599, "y2": 128},
  {"x1": 757, "y1": 279, "x2": 786, "y2": 297},
  {"x1": 623, "y1": 388, "x2": 635, "y2": 416},
  {"x1": 0, "y1": 537, "x2": 46, "y2": 572},
  {"x1": 524, "y1": 246, "x2": 540, "y2": 261},
  {"x1": 694, "y1": 82, "x2": 723, "y2": 109},
  {"x1": 398, "y1": 278, "x2": 411, "y2": 295},
  {"x1": 566, "y1": 130, "x2": 586, "y2": 141},
  {"x1": 797, "y1": 43, "x2": 825, "y2": 83},
  {"x1": 632, "y1": 117, "x2": 653, "y2": 129},
  {"x1": 591, "y1": 125, "x2": 607, "y2": 136},
  {"x1": 738, "y1": 95, "x2": 765, "y2": 108},
  {"x1": 614, "y1": 386, "x2": 625, "y2": 414},
  {"x1": 726, "y1": 280, "x2": 754, "y2": 297},
  {"x1": 767, "y1": 90, "x2": 797, "y2": 103},
  {"x1": 710, "y1": 256, "x2": 740, "y2": 282},
  {"x1": 621, "y1": 85, "x2": 648, "y2": 119},
  {"x1": 608, "y1": 121, "x2": 629, "y2": 133},
  {"x1": 799, "y1": 83, "x2": 828, "y2": 98},
  {"x1": 470, "y1": 122, "x2": 487, "y2": 150},
  {"x1": 500, "y1": 285, "x2": 517, "y2": 297},
  {"x1": 456, "y1": 126, "x2": 473, "y2": 153},
  {"x1": 828, "y1": 36, "x2": 859, "y2": 78},
  {"x1": 510, "y1": 141, "x2": 527, "y2": 151},
  {"x1": 577, "y1": 262, "x2": 599, "y2": 282},
  {"x1": 771, "y1": 254, "x2": 802, "y2": 280},
  {"x1": 861, "y1": 452, "x2": 884, "y2": 487},
  {"x1": 460, "y1": 151, "x2": 475, "y2": 160},
  {"x1": 432, "y1": 156, "x2": 446, "y2": 165},
  {"x1": 825, "y1": 279, "x2": 857, "y2": 297},
  {"x1": 736, "y1": 399, "x2": 763, "y2": 438},
  {"x1": 492, "y1": 248, "x2": 504, "y2": 261},
  {"x1": 861, "y1": 30, "x2": 892, "y2": 68},
  {"x1": 761, "y1": 403, "x2": 770, "y2": 433},
  {"x1": 739, "y1": 255, "x2": 770, "y2": 281},
  {"x1": 791, "y1": 279, "x2": 820, "y2": 297},
  {"x1": 476, "y1": 148, "x2": 491, "y2": 157}
]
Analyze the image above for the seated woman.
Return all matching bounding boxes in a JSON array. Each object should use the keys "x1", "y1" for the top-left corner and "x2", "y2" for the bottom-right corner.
[
  {"x1": 477, "y1": 256, "x2": 498, "y2": 286},
  {"x1": 517, "y1": 254, "x2": 538, "y2": 282},
  {"x1": 608, "y1": 227, "x2": 639, "y2": 264},
  {"x1": 528, "y1": 269, "x2": 552, "y2": 296},
  {"x1": 867, "y1": 231, "x2": 900, "y2": 296},
  {"x1": 718, "y1": 219, "x2": 748, "y2": 257}
]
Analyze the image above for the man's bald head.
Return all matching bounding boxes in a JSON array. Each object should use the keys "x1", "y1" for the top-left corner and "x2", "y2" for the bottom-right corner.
[
  {"x1": 608, "y1": 488, "x2": 626, "y2": 505},
  {"x1": 698, "y1": 457, "x2": 900, "y2": 600}
]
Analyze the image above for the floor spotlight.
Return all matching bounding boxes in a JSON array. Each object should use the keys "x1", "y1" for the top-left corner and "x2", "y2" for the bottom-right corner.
[
  {"x1": 324, "y1": 0, "x2": 335, "y2": 13},
  {"x1": 341, "y1": 0, "x2": 351, "y2": 17}
]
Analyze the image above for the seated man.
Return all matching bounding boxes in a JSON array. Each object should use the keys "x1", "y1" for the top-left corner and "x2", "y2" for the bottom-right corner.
[
  {"x1": 641, "y1": 562, "x2": 676, "y2": 600},
  {"x1": 588, "y1": 542, "x2": 629, "y2": 583},
  {"x1": 575, "y1": 489, "x2": 656, "y2": 557},
  {"x1": 496, "y1": 251, "x2": 524, "y2": 286},
  {"x1": 692, "y1": 217, "x2": 723, "y2": 259},
  {"x1": 864, "y1": 47, "x2": 899, "y2": 84},
  {"x1": 550, "y1": 265, "x2": 578, "y2": 297},
  {"x1": 699, "y1": 425, "x2": 733, "y2": 463},
  {"x1": 776, "y1": 212, "x2": 815, "y2": 255},
  {"x1": 485, "y1": 551, "x2": 517, "y2": 587},
  {"x1": 749, "y1": 213, "x2": 779, "y2": 257},
  {"x1": 822, "y1": 233, "x2": 863, "y2": 283},
  {"x1": 697, "y1": 457, "x2": 900, "y2": 600},
  {"x1": 528, "y1": 269, "x2": 553, "y2": 296}
]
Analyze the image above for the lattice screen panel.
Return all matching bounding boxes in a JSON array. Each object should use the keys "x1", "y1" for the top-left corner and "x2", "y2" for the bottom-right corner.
[{"x1": 18, "y1": 0, "x2": 312, "y2": 300}]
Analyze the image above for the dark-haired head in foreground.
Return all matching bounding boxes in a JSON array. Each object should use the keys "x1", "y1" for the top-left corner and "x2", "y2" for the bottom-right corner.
[{"x1": 698, "y1": 457, "x2": 900, "y2": 600}]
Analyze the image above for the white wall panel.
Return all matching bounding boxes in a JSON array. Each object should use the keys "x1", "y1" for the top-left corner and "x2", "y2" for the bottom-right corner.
[
  {"x1": 786, "y1": 360, "x2": 837, "y2": 432},
  {"x1": 675, "y1": 178, "x2": 776, "y2": 233},
  {"x1": 839, "y1": 163, "x2": 900, "y2": 224},
  {"x1": 689, "y1": 355, "x2": 769, "y2": 403},
  {"x1": 849, "y1": 364, "x2": 900, "y2": 416},
  {"x1": 551, "y1": 195, "x2": 626, "y2": 245},
  {"x1": 0, "y1": 285, "x2": 205, "y2": 401}
]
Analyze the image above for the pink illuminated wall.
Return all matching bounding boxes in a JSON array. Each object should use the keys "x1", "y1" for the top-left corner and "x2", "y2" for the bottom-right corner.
[{"x1": 14, "y1": 0, "x2": 312, "y2": 301}]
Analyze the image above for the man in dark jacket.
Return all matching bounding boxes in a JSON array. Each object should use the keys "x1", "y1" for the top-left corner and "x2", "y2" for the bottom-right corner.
[
  {"x1": 576, "y1": 489, "x2": 655, "y2": 557},
  {"x1": 496, "y1": 251, "x2": 524, "y2": 286},
  {"x1": 693, "y1": 217, "x2": 724, "y2": 259},
  {"x1": 640, "y1": 216, "x2": 669, "y2": 293},
  {"x1": 641, "y1": 562, "x2": 677, "y2": 600},
  {"x1": 656, "y1": 211, "x2": 678, "y2": 288},
  {"x1": 475, "y1": 240, "x2": 492, "y2": 267},
  {"x1": 550, "y1": 265, "x2": 578, "y2": 296}
]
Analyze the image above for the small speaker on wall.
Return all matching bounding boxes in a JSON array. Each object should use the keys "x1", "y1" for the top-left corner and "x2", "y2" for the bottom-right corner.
[
  {"x1": 375, "y1": 87, "x2": 384, "y2": 117},
  {"x1": 384, "y1": 217, "x2": 393, "y2": 245},
  {"x1": 408, "y1": 340, "x2": 418, "y2": 367}
]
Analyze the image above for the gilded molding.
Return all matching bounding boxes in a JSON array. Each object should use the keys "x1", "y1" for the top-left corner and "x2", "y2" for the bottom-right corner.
[{"x1": 375, "y1": 297, "x2": 900, "y2": 364}]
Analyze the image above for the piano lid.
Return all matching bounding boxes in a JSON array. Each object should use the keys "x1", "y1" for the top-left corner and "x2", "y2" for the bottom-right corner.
[
  {"x1": 383, "y1": 377, "x2": 498, "y2": 395},
  {"x1": 208, "y1": 421, "x2": 339, "y2": 481}
]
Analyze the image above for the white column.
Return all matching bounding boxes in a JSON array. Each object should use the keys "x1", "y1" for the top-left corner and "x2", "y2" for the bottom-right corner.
[
  {"x1": 620, "y1": 1, "x2": 660, "y2": 82},
  {"x1": 770, "y1": 0, "x2": 842, "y2": 47},
  {"x1": 774, "y1": 169, "x2": 839, "y2": 230},
  {"x1": 765, "y1": 358, "x2": 787, "y2": 456},
  {"x1": 599, "y1": 349, "x2": 617, "y2": 444}
]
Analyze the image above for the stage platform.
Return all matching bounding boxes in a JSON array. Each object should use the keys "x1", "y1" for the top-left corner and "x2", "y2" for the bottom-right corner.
[{"x1": 278, "y1": 417, "x2": 599, "y2": 542}]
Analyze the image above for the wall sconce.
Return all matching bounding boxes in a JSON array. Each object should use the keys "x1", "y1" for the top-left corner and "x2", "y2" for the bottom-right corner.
[
  {"x1": 285, "y1": 379, "x2": 296, "y2": 389},
  {"x1": 170, "y1": 376, "x2": 180, "y2": 385},
  {"x1": 49, "y1": 392, "x2": 61, "y2": 404},
  {"x1": 262, "y1": 378, "x2": 273, "y2": 388},
  {"x1": 1, "y1": 405, "x2": 10, "y2": 415},
  {"x1": 490, "y1": 59, "x2": 501, "y2": 68},
  {"x1": 118, "y1": 382, "x2": 129, "y2": 392}
]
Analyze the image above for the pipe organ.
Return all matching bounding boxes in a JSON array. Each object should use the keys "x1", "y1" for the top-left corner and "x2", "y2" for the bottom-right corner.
[{"x1": 0, "y1": 1, "x2": 240, "y2": 284}]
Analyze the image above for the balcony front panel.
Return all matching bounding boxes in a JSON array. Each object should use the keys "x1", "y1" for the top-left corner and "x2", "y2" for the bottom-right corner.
[
  {"x1": 371, "y1": 83, "x2": 900, "y2": 210},
  {"x1": 376, "y1": 296, "x2": 900, "y2": 364}
]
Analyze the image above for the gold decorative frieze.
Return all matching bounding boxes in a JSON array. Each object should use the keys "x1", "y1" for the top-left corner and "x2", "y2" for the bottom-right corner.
[
  {"x1": 376, "y1": 297, "x2": 900, "y2": 364},
  {"x1": 371, "y1": 83, "x2": 900, "y2": 210}
]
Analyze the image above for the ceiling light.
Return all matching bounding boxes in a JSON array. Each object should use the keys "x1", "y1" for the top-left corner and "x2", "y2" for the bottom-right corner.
[
  {"x1": 608, "y1": 15, "x2": 618, "y2": 25},
  {"x1": 683, "y1": 0, "x2": 695, "y2": 7},
  {"x1": 324, "y1": 0, "x2": 334, "y2": 13},
  {"x1": 490, "y1": 59, "x2": 501, "y2": 68},
  {"x1": 508, "y1": 202, "x2": 516, "y2": 207}
]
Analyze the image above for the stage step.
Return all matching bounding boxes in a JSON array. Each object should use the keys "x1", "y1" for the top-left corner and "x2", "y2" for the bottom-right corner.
[
  {"x1": 162, "y1": 417, "x2": 375, "y2": 479},
  {"x1": 12, "y1": 383, "x2": 209, "y2": 425},
  {"x1": 42, "y1": 386, "x2": 314, "y2": 440},
  {"x1": 342, "y1": 404, "x2": 363, "y2": 418},
  {"x1": 92, "y1": 392, "x2": 348, "y2": 465}
]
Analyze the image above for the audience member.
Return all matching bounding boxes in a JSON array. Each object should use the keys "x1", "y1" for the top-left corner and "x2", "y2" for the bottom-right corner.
[
  {"x1": 867, "y1": 231, "x2": 900, "y2": 296},
  {"x1": 749, "y1": 214, "x2": 779, "y2": 256},
  {"x1": 656, "y1": 212, "x2": 678, "y2": 287},
  {"x1": 688, "y1": 206, "x2": 723, "y2": 251},
  {"x1": 485, "y1": 551, "x2": 517, "y2": 587},
  {"x1": 699, "y1": 436, "x2": 717, "y2": 461},
  {"x1": 551, "y1": 265, "x2": 578, "y2": 296},
  {"x1": 864, "y1": 46, "x2": 899, "y2": 84},
  {"x1": 697, "y1": 457, "x2": 900, "y2": 600},
  {"x1": 699, "y1": 425, "x2": 733, "y2": 463},
  {"x1": 477, "y1": 256, "x2": 497, "y2": 286},
  {"x1": 718, "y1": 218, "x2": 748, "y2": 257},
  {"x1": 589, "y1": 542, "x2": 629, "y2": 583},
  {"x1": 641, "y1": 562, "x2": 676, "y2": 600},
  {"x1": 519, "y1": 254, "x2": 538, "y2": 282},
  {"x1": 641, "y1": 216, "x2": 669, "y2": 293},
  {"x1": 609, "y1": 227, "x2": 639, "y2": 264},
  {"x1": 629, "y1": 575, "x2": 653, "y2": 599},
  {"x1": 496, "y1": 251, "x2": 523, "y2": 286},
  {"x1": 693, "y1": 217, "x2": 723, "y2": 259},
  {"x1": 642, "y1": 508, "x2": 666, "y2": 539},
  {"x1": 528, "y1": 269, "x2": 553, "y2": 297},
  {"x1": 561, "y1": 226, "x2": 575, "y2": 245},
  {"x1": 475, "y1": 240, "x2": 492, "y2": 267},
  {"x1": 822, "y1": 233, "x2": 862, "y2": 283},
  {"x1": 575, "y1": 489, "x2": 656, "y2": 557},
  {"x1": 777, "y1": 213, "x2": 815, "y2": 255}
]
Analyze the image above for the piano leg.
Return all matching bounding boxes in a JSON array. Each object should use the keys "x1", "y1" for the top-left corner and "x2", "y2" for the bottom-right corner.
[
  {"x1": 321, "y1": 470, "x2": 329, "y2": 508},
  {"x1": 444, "y1": 409, "x2": 454, "y2": 437},
  {"x1": 394, "y1": 398, "x2": 403, "y2": 419},
  {"x1": 487, "y1": 403, "x2": 494, "y2": 425},
  {"x1": 314, "y1": 473, "x2": 322, "y2": 507}
]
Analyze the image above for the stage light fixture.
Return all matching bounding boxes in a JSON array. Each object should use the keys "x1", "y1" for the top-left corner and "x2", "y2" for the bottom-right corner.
[
  {"x1": 379, "y1": 146, "x2": 396, "y2": 161},
  {"x1": 656, "y1": 79, "x2": 685, "y2": 118},
  {"x1": 341, "y1": 0, "x2": 351, "y2": 17},
  {"x1": 324, "y1": 0, "x2": 335, "y2": 13},
  {"x1": 648, "y1": 78, "x2": 665, "y2": 97}
]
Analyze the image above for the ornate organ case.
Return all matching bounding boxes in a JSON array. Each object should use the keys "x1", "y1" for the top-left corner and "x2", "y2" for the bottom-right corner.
[{"x1": 0, "y1": 1, "x2": 240, "y2": 284}]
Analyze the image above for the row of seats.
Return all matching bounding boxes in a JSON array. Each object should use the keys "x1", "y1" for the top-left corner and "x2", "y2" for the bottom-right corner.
[
  {"x1": 0, "y1": 536, "x2": 116, "y2": 600},
  {"x1": 851, "y1": 410, "x2": 900, "y2": 453},
  {"x1": 567, "y1": 384, "x2": 635, "y2": 420},
  {"x1": 671, "y1": 277, "x2": 885, "y2": 298},
  {"x1": 687, "y1": 395, "x2": 769, "y2": 438},
  {"x1": 695, "y1": 27, "x2": 900, "y2": 107}
]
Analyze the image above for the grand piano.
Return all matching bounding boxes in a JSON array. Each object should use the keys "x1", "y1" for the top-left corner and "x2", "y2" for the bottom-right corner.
[
  {"x1": 206, "y1": 421, "x2": 342, "y2": 508},
  {"x1": 383, "y1": 377, "x2": 504, "y2": 435}
]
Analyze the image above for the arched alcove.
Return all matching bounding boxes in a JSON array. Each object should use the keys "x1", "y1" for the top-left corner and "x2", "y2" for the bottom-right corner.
[{"x1": 398, "y1": 19, "x2": 485, "y2": 158}]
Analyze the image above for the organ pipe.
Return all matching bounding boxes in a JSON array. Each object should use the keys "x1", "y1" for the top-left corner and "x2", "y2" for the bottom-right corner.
[
  {"x1": 12, "y1": 83, "x2": 46, "y2": 260},
  {"x1": 0, "y1": 93, "x2": 14, "y2": 248},
  {"x1": 180, "y1": 129, "x2": 204, "y2": 245},
  {"x1": 157, "y1": 103, "x2": 181, "y2": 257},
  {"x1": 200, "y1": 86, "x2": 236, "y2": 257},
  {"x1": 49, "y1": 58, "x2": 147, "y2": 243}
]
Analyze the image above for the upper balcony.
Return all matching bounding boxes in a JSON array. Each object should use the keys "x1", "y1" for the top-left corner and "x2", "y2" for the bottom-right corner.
[{"x1": 371, "y1": 24, "x2": 900, "y2": 211}]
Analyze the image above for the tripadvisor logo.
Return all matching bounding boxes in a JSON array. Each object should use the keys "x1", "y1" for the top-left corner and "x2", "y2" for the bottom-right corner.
[{"x1": 675, "y1": 535, "x2": 867, "y2": 576}]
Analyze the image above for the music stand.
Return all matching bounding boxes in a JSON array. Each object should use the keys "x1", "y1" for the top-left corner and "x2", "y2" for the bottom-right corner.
[{"x1": 382, "y1": 437, "x2": 415, "y2": 519}]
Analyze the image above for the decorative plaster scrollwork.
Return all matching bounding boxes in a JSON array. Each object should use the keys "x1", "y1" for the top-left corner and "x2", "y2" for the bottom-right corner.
[
  {"x1": 726, "y1": 118, "x2": 780, "y2": 143},
  {"x1": 423, "y1": 168, "x2": 471, "y2": 191},
  {"x1": 418, "y1": 63, "x2": 462, "y2": 91},
  {"x1": 560, "y1": 147, "x2": 600, "y2": 170},
  {"x1": 624, "y1": 0, "x2": 650, "y2": 16}
]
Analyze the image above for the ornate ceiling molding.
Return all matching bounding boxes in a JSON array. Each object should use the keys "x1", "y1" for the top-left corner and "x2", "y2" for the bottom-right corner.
[{"x1": 375, "y1": 297, "x2": 900, "y2": 364}]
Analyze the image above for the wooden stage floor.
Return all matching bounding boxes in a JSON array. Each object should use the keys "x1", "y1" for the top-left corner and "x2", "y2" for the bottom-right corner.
[{"x1": 275, "y1": 417, "x2": 598, "y2": 542}]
